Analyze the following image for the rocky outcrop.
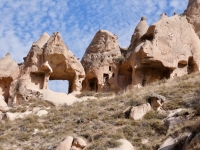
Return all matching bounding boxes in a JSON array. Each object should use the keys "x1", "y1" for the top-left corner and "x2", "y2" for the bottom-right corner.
[
  {"x1": 81, "y1": 30, "x2": 122, "y2": 92},
  {"x1": 108, "y1": 139, "x2": 135, "y2": 150},
  {"x1": 0, "y1": 53, "x2": 20, "y2": 105},
  {"x1": 124, "y1": 103, "x2": 151, "y2": 120},
  {"x1": 147, "y1": 94, "x2": 166, "y2": 110},
  {"x1": 184, "y1": 0, "x2": 200, "y2": 38},
  {"x1": 7, "y1": 32, "x2": 85, "y2": 106},
  {"x1": 56, "y1": 136, "x2": 87, "y2": 150},
  {"x1": 123, "y1": 13, "x2": 200, "y2": 87}
]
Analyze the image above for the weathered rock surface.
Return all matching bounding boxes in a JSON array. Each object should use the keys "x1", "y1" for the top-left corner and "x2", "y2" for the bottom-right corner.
[
  {"x1": 125, "y1": 14, "x2": 200, "y2": 87},
  {"x1": 0, "y1": 53, "x2": 20, "y2": 105},
  {"x1": 184, "y1": 0, "x2": 200, "y2": 38},
  {"x1": 108, "y1": 139, "x2": 135, "y2": 150},
  {"x1": 127, "y1": 103, "x2": 151, "y2": 120},
  {"x1": 147, "y1": 94, "x2": 166, "y2": 110},
  {"x1": 56, "y1": 136, "x2": 74, "y2": 150},
  {"x1": 81, "y1": 30, "x2": 122, "y2": 92},
  {"x1": 6, "y1": 32, "x2": 85, "y2": 107},
  {"x1": 0, "y1": 95, "x2": 8, "y2": 111},
  {"x1": 56, "y1": 136, "x2": 86, "y2": 150},
  {"x1": 42, "y1": 90, "x2": 82, "y2": 106}
]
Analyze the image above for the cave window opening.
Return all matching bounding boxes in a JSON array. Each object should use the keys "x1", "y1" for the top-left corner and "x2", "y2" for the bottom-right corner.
[
  {"x1": 109, "y1": 66, "x2": 111, "y2": 71},
  {"x1": 112, "y1": 73, "x2": 115, "y2": 77},
  {"x1": 48, "y1": 80, "x2": 69, "y2": 94},
  {"x1": 142, "y1": 79, "x2": 146, "y2": 86}
]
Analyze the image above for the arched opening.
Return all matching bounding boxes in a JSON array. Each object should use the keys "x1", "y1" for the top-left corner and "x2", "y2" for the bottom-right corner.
[
  {"x1": 188, "y1": 57, "x2": 198, "y2": 74},
  {"x1": 0, "y1": 77, "x2": 12, "y2": 103},
  {"x1": 48, "y1": 80, "x2": 69, "y2": 93},
  {"x1": 88, "y1": 78, "x2": 98, "y2": 92}
]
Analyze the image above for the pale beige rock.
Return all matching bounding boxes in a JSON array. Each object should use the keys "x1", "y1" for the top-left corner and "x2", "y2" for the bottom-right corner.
[
  {"x1": 56, "y1": 136, "x2": 73, "y2": 150},
  {"x1": 36, "y1": 109, "x2": 48, "y2": 116},
  {"x1": 35, "y1": 32, "x2": 50, "y2": 49},
  {"x1": 81, "y1": 30, "x2": 122, "y2": 92},
  {"x1": 184, "y1": 0, "x2": 200, "y2": 38},
  {"x1": 129, "y1": 103, "x2": 151, "y2": 120},
  {"x1": 108, "y1": 139, "x2": 135, "y2": 150},
  {"x1": 5, "y1": 111, "x2": 32, "y2": 121},
  {"x1": 0, "y1": 95, "x2": 8, "y2": 111},
  {"x1": 72, "y1": 137, "x2": 87, "y2": 149},
  {"x1": 42, "y1": 90, "x2": 82, "y2": 106},
  {"x1": 147, "y1": 94, "x2": 166, "y2": 110}
]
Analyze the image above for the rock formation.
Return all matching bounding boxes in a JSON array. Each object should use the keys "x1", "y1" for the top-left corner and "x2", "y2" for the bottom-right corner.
[
  {"x1": 184, "y1": 0, "x2": 200, "y2": 38},
  {"x1": 1, "y1": 0, "x2": 200, "y2": 106},
  {"x1": 81, "y1": 30, "x2": 121, "y2": 92},
  {"x1": 81, "y1": 4, "x2": 200, "y2": 92},
  {"x1": 0, "y1": 53, "x2": 20, "y2": 107},
  {"x1": 0, "y1": 32, "x2": 85, "y2": 107}
]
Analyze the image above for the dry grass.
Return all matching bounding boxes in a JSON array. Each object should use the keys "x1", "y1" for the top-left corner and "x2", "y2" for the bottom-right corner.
[{"x1": 1, "y1": 72, "x2": 200, "y2": 149}]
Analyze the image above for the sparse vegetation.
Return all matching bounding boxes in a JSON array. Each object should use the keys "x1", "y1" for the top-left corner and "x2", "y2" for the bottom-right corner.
[{"x1": 1, "y1": 72, "x2": 200, "y2": 149}]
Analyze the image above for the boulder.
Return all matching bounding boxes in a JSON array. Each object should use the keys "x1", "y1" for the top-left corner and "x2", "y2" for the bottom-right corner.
[
  {"x1": 36, "y1": 109, "x2": 48, "y2": 117},
  {"x1": 129, "y1": 103, "x2": 151, "y2": 120},
  {"x1": 56, "y1": 136, "x2": 73, "y2": 150},
  {"x1": 72, "y1": 137, "x2": 87, "y2": 149},
  {"x1": 164, "y1": 116, "x2": 186, "y2": 131},
  {"x1": 147, "y1": 94, "x2": 166, "y2": 110},
  {"x1": 108, "y1": 139, "x2": 135, "y2": 150},
  {"x1": 42, "y1": 90, "x2": 82, "y2": 106},
  {"x1": 5, "y1": 111, "x2": 32, "y2": 121}
]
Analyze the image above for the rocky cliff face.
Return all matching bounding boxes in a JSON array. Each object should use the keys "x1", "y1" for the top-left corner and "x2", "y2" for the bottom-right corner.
[{"x1": 1, "y1": 0, "x2": 200, "y2": 106}]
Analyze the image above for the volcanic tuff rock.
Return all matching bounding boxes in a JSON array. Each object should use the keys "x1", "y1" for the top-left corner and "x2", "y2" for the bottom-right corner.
[
  {"x1": 81, "y1": 30, "x2": 121, "y2": 92},
  {"x1": 122, "y1": 13, "x2": 200, "y2": 87},
  {"x1": 184, "y1": 0, "x2": 200, "y2": 38},
  {"x1": 1, "y1": 0, "x2": 200, "y2": 107},
  {"x1": 0, "y1": 32, "x2": 85, "y2": 107},
  {"x1": 0, "y1": 53, "x2": 20, "y2": 105}
]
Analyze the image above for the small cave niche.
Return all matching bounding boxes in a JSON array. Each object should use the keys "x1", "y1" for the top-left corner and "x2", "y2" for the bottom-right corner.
[
  {"x1": 178, "y1": 60, "x2": 187, "y2": 68},
  {"x1": 109, "y1": 66, "x2": 111, "y2": 71},
  {"x1": 88, "y1": 78, "x2": 98, "y2": 92},
  {"x1": 112, "y1": 73, "x2": 115, "y2": 77},
  {"x1": 30, "y1": 72, "x2": 45, "y2": 89},
  {"x1": 187, "y1": 57, "x2": 198, "y2": 74},
  {"x1": 0, "y1": 77, "x2": 12, "y2": 103}
]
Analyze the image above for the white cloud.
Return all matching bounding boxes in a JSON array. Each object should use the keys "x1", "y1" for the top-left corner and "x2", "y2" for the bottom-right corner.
[{"x1": 0, "y1": 0, "x2": 188, "y2": 92}]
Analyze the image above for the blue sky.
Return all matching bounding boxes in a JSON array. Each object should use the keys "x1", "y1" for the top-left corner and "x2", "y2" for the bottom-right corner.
[{"x1": 0, "y1": 0, "x2": 188, "y2": 93}]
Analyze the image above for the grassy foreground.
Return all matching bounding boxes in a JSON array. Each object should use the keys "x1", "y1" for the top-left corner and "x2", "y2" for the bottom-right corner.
[{"x1": 1, "y1": 72, "x2": 200, "y2": 149}]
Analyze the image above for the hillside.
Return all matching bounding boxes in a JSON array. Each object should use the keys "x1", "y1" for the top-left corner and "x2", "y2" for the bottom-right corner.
[{"x1": 1, "y1": 72, "x2": 200, "y2": 150}]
